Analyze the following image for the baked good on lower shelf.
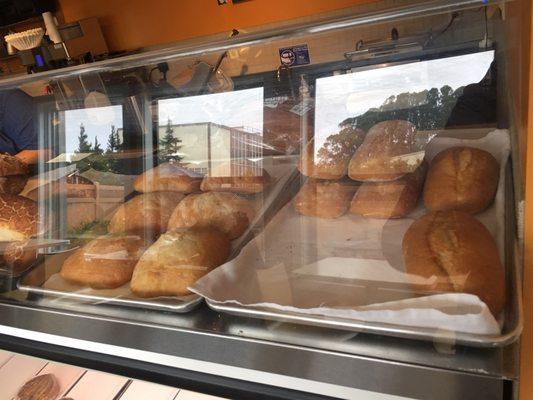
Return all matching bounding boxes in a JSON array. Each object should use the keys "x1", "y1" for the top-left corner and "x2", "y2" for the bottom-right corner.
[
  {"x1": 0, "y1": 175, "x2": 28, "y2": 195},
  {"x1": 348, "y1": 120, "x2": 421, "y2": 181},
  {"x1": 60, "y1": 234, "x2": 148, "y2": 289},
  {"x1": 133, "y1": 162, "x2": 202, "y2": 193},
  {"x1": 0, "y1": 153, "x2": 29, "y2": 177},
  {"x1": 402, "y1": 210, "x2": 505, "y2": 316},
  {"x1": 200, "y1": 160, "x2": 270, "y2": 194},
  {"x1": 16, "y1": 374, "x2": 59, "y2": 400},
  {"x1": 2, "y1": 241, "x2": 39, "y2": 275},
  {"x1": 0, "y1": 194, "x2": 40, "y2": 241},
  {"x1": 349, "y1": 162, "x2": 426, "y2": 219},
  {"x1": 168, "y1": 192, "x2": 255, "y2": 239},
  {"x1": 107, "y1": 192, "x2": 184, "y2": 236},
  {"x1": 293, "y1": 178, "x2": 358, "y2": 219},
  {"x1": 298, "y1": 128, "x2": 365, "y2": 180},
  {"x1": 423, "y1": 146, "x2": 499, "y2": 214},
  {"x1": 131, "y1": 227, "x2": 230, "y2": 297}
]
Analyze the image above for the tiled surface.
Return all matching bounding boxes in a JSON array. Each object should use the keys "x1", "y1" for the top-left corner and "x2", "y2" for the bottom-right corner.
[{"x1": 0, "y1": 350, "x2": 225, "y2": 400}]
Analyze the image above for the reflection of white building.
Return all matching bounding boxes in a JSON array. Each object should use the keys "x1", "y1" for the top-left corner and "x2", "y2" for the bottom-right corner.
[{"x1": 157, "y1": 122, "x2": 263, "y2": 174}]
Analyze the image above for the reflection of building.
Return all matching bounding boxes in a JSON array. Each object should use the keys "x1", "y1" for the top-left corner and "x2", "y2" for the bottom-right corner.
[{"x1": 157, "y1": 122, "x2": 263, "y2": 174}]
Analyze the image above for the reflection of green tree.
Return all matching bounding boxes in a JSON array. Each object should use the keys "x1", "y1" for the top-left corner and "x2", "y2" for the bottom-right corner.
[
  {"x1": 342, "y1": 85, "x2": 464, "y2": 132},
  {"x1": 75, "y1": 123, "x2": 92, "y2": 153},
  {"x1": 158, "y1": 119, "x2": 183, "y2": 163},
  {"x1": 75, "y1": 124, "x2": 124, "y2": 174}
]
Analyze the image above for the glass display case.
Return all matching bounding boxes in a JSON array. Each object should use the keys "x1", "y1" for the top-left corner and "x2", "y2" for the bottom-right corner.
[{"x1": 0, "y1": 0, "x2": 525, "y2": 399}]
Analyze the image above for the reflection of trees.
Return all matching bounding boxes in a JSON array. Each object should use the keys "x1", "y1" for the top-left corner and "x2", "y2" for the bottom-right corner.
[
  {"x1": 158, "y1": 118, "x2": 183, "y2": 164},
  {"x1": 341, "y1": 85, "x2": 464, "y2": 132}
]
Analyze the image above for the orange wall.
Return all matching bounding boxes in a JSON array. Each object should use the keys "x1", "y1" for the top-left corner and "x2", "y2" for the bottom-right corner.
[{"x1": 57, "y1": 0, "x2": 375, "y2": 52}]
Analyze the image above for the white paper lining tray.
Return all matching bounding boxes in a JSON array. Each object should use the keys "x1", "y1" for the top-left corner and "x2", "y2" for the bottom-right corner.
[{"x1": 196, "y1": 130, "x2": 523, "y2": 347}]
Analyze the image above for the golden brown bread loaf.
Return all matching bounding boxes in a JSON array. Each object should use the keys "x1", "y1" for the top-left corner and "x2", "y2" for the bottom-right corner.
[
  {"x1": 0, "y1": 194, "x2": 40, "y2": 241},
  {"x1": 2, "y1": 241, "x2": 39, "y2": 275},
  {"x1": 200, "y1": 161, "x2": 270, "y2": 194},
  {"x1": 349, "y1": 162, "x2": 426, "y2": 219},
  {"x1": 168, "y1": 192, "x2": 255, "y2": 239},
  {"x1": 0, "y1": 154, "x2": 29, "y2": 176},
  {"x1": 0, "y1": 175, "x2": 28, "y2": 195},
  {"x1": 60, "y1": 235, "x2": 148, "y2": 289},
  {"x1": 423, "y1": 146, "x2": 499, "y2": 214},
  {"x1": 131, "y1": 227, "x2": 231, "y2": 297},
  {"x1": 348, "y1": 120, "x2": 421, "y2": 181},
  {"x1": 108, "y1": 192, "x2": 184, "y2": 237},
  {"x1": 16, "y1": 374, "x2": 59, "y2": 400},
  {"x1": 293, "y1": 179, "x2": 358, "y2": 219},
  {"x1": 133, "y1": 162, "x2": 202, "y2": 193},
  {"x1": 298, "y1": 128, "x2": 365, "y2": 180},
  {"x1": 402, "y1": 210, "x2": 505, "y2": 316}
]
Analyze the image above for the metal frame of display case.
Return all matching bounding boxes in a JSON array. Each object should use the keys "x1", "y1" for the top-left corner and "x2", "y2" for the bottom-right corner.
[{"x1": 0, "y1": 0, "x2": 521, "y2": 399}]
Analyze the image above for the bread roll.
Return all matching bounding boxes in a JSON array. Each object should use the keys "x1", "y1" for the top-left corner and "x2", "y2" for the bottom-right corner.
[
  {"x1": 16, "y1": 374, "x2": 59, "y2": 400},
  {"x1": 131, "y1": 227, "x2": 230, "y2": 297},
  {"x1": 402, "y1": 210, "x2": 505, "y2": 315},
  {"x1": 0, "y1": 154, "x2": 29, "y2": 176},
  {"x1": 2, "y1": 241, "x2": 39, "y2": 275},
  {"x1": 0, "y1": 194, "x2": 40, "y2": 241},
  {"x1": 201, "y1": 160, "x2": 270, "y2": 194},
  {"x1": 168, "y1": 192, "x2": 255, "y2": 239},
  {"x1": 298, "y1": 128, "x2": 365, "y2": 180},
  {"x1": 348, "y1": 120, "x2": 421, "y2": 181},
  {"x1": 60, "y1": 235, "x2": 148, "y2": 289},
  {"x1": 0, "y1": 175, "x2": 28, "y2": 195},
  {"x1": 108, "y1": 192, "x2": 184, "y2": 236},
  {"x1": 134, "y1": 162, "x2": 202, "y2": 193},
  {"x1": 293, "y1": 179, "x2": 358, "y2": 219},
  {"x1": 423, "y1": 146, "x2": 499, "y2": 214},
  {"x1": 350, "y1": 162, "x2": 426, "y2": 219}
]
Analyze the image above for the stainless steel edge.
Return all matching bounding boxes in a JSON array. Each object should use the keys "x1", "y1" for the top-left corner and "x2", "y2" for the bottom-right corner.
[{"x1": 0, "y1": 0, "x2": 508, "y2": 90}]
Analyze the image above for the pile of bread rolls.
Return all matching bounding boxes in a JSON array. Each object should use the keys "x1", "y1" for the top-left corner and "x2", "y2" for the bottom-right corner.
[
  {"x1": 60, "y1": 160, "x2": 267, "y2": 298},
  {"x1": 294, "y1": 120, "x2": 505, "y2": 316},
  {"x1": 0, "y1": 154, "x2": 42, "y2": 275}
]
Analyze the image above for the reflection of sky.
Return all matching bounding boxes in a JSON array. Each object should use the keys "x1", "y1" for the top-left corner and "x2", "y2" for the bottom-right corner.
[
  {"x1": 315, "y1": 51, "x2": 494, "y2": 147},
  {"x1": 65, "y1": 105, "x2": 123, "y2": 153},
  {"x1": 158, "y1": 87, "x2": 264, "y2": 133}
]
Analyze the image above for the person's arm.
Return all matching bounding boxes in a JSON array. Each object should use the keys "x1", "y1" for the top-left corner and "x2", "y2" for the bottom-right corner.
[{"x1": 15, "y1": 149, "x2": 48, "y2": 165}]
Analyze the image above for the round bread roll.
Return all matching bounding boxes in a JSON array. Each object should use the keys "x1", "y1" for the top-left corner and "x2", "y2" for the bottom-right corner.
[
  {"x1": 0, "y1": 193, "x2": 40, "y2": 241},
  {"x1": 108, "y1": 192, "x2": 184, "y2": 237},
  {"x1": 293, "y1": 178, "x2": 358, "y2": 219},
  {"x1": 134, "y1": 162, "x2": 202, "y2": 193},
  {"x1": 298, "y1": 128, "x2": 364, "y2": 180},
  {"x1": 2, "y1": 241, "x2": 39, "y2": 275},
  {"x1": 0, "y1": 153, "x2": 29, "y2": 176},
  {"x1": 60, "y1": 234, "x2": 149, "y2": 289},
  {"x1": 402, "y1": 210, "x2": 505, "y2": 316},
  {"x1": 0, "y1": 175, "x2": 28, "y2": 195},
  {"x1": 348, "y1": 120, "x2": 420, "y2": 181},
  {"x1": 423, "y1": 146, "x2": 499, "y2": 214},
  {"x1": 168, "y1": 192, "x2": 255, "y2": 239},
  {"x1": 16, "y1": 374, "x2": 59, "y2": 400},
  {"x1": 131, "y1": 227, "x2": 231, "y2": 297}
]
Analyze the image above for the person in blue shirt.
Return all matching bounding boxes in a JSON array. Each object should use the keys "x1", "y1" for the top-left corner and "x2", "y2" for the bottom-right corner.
[{"x1": 0, "y1": 89, "x2": 40, "y2": 164}]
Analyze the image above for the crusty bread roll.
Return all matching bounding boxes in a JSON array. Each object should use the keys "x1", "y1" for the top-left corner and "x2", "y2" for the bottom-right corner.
[
  {"x1": 293, "y1": 178, "x2": 358, "y2": 219},
  {"x1": 0, "y1": 175, "x2": 28, "y2": 195},
  {"x1": 348, "y1": 120, "x2": 421, "y2": 181},
  {"x1": 134, "y1": 162, "x2": 202, "y2": 193},
  {"x1": 423, "y1": 146, "x2": 499, "y2": 214},
  {"x1": 2, "y1": 241, "x2": 39, "y2": 275},
  {"x1": 350, "y1": 162, "x2": 426, "y2": 219},
  {"x1": 60, "y1": 235, "x2": 148, "y2": 289},
  {"x1": 168, "y1": 192, "x2": 255, "y2": 239},
  {"x1": 402, "y1": 210, "x2": 505, "y2": 315},
  {"x1": 298, "y1": 128, "x2": 365, "y2": 180},
  {"x1": 108, "y1": 192, "x2": 184, "y2": 236},
  {"x1": 16, "y1": 374, "x2": 59, "y2": 400},
  {"x1": 0, "y1": 194, "x2": 40, "y2": 241},
  {"x1": 131, "y1": 227, "x2": 230, "y2": 297},
  {"x1": 201, "y1": 160, "x2": 270, "y2": 194},
  {"x1": 0, "y1": 154, "x2": 29, "y2": 176}
]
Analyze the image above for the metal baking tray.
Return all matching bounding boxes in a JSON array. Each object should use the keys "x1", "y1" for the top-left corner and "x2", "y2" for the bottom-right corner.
[
  {"x1": 206, "y1": 160, "x2": 523, "y2": 347},
  {"x1": 16, "y1": 249, "x2": 204, "y2": 313}
]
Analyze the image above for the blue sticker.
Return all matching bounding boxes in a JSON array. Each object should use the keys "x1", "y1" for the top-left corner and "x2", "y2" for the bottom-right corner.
[{"x1": 279, "y1": 44, "x2": 310, "y2": 67}]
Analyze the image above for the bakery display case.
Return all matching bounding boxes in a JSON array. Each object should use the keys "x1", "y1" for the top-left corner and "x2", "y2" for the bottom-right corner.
[{"x1": 0, "y1": 0, "x2": 526, "y2": 399}]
